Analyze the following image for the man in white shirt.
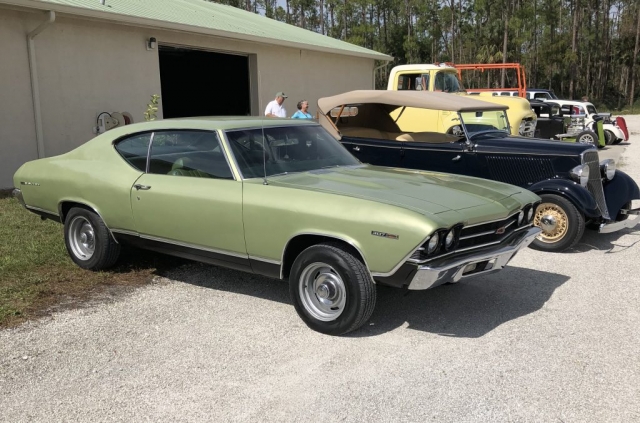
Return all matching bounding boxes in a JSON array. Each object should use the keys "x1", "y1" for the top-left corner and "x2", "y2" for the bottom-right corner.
[{"x1": 264, "y1": 92, "x2": 288, "y2": 117}]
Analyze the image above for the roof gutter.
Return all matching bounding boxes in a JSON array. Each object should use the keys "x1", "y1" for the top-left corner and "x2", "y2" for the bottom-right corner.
[
  {"x1": 27, "y1": 9, "x2": 55, "y2": 159},
  {"x1": 1, "y1": 0, "x2": 392, "y2": 61}
]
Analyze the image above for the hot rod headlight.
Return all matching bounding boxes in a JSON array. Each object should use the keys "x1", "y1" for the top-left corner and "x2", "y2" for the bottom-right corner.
[
  {"x1": 600, "y1": 159, "x2": 616, "y2": 181},
  {"x1": 527, "y1": 206, "x2": 535, "y2": 223},
  {"x1": 570, "y1": 164, "x2": 590, "y2": 187},
  {"x1": 517, "y1": 210, "x2": 525, "y2": 226}
]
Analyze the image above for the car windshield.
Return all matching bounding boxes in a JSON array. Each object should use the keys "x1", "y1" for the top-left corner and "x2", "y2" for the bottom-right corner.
[
  {"x1": 225, "y1": 124, "x2": 360, "y2": 179},
  {"x1": 459, "y1": 110, "x2": 510, "y2": 137}
]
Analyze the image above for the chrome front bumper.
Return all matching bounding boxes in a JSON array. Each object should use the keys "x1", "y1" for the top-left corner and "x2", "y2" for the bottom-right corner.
[
  {"x1": 408, "y1": 227, "x2": 541, "y2": 290},
  {"x1": 598, "y1": 208, "x2": 640, "y2": 234}
]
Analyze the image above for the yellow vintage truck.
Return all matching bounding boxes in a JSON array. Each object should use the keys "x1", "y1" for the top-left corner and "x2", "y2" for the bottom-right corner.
[{"x1": 386, "y1": 64, "x2": 537, "y2": 137}]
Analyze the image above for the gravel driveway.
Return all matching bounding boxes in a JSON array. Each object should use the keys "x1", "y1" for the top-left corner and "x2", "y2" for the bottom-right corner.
[{"x1": 2, "y1": 118, "x2": 640, "y2": 423}]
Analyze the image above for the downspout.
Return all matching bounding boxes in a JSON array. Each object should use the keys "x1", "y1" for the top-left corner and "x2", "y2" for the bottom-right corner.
[
  {"x1": 373, "y1": 61, "x2": 390, "y2": 89},
  {"x1": 27, "y1": 11, "x2": 56, "y2": 159}
]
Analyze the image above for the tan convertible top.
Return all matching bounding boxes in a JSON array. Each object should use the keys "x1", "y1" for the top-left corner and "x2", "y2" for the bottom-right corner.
[{"x1": 317, "y1": 90, "x2": 508, "y2": 113}]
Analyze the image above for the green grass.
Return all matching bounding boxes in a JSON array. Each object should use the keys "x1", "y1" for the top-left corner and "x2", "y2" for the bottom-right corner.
[{"x1": 0, "y1": 196, "x2": 181, "y2": 328}]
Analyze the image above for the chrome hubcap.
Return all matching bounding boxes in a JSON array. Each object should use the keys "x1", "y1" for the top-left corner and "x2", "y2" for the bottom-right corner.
[
  {"x1": 299, "y1": 263, "x2": 346, "y2": 322},
  {"x1": 534, "y1": 203, "x2": 569, "y2": 243},
  {"x1": 68, "y1": 216, "x2": 95, "y2": 260}
]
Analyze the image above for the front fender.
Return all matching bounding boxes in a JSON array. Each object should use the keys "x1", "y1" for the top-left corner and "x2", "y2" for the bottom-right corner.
[
  {"x1": 604, "y1": 170, "x2": 640, "y2": 219},
  {"x1": 528, "y1": 179, "x2": 600, "y2": 218}
]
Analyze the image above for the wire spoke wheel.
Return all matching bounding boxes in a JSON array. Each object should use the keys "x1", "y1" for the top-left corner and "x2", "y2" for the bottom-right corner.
[
  {"x1": 68, "y1": 216, "x2": 96, "y2": 260},
  {"x1": 299, "y1": 262, "x2": 347, "y2": 322},
  {"x1": 534, "y1": 203, "x2": 569, "y2": 243}
]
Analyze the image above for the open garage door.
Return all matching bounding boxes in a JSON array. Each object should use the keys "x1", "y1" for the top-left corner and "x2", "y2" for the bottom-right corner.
[{"x1": 159, "y1": 45, "x2": 252, "y2": 118}]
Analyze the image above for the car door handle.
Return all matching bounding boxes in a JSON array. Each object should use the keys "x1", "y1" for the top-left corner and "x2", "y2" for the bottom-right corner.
[
  {"x1": 352, "y1": 146, "x2": 361, "y2": 152},
  {"x1": 452, "y1": 155, "x2": 461, "y2": 161},
  {"x1": 134, "y1": 184, "x2": 151, "y2": 190}
]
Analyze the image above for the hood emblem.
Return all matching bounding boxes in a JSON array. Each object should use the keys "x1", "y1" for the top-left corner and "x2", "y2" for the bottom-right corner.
[
  {"x1": 371, "y1": 231, "x2": 399, "y2": 240},
  {"x1": 495, "y1": 227, "x2": 506, "y2": 235}
]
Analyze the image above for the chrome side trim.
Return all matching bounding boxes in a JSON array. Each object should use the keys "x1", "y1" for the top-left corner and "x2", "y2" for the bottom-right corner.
[
  {"x1": 26, "y1": 205, "x2": 59, "y2": 216},
  {"x1": 140, "y1": 234, "x2": 249, "y2": 259},
  {"x1": 248, "y1": 255, "x2": 281, "y2": 265},
  {"x1": 110, "y1": 228, "x2": 139, "y2": 237}
]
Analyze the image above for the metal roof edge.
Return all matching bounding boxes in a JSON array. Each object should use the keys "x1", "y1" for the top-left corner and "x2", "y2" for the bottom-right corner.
[{"x1": 0, "y1": 0, "x2": 393, "y2": 61}]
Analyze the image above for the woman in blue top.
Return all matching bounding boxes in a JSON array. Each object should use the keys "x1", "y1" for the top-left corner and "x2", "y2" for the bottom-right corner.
[{"x1": 291, "y1": 100, "x2": 313, "y2": 119}]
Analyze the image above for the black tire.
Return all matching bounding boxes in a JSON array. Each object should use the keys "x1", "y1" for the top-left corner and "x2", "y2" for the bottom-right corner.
[
  {"x1": 63, "y1": 207, "x2": 121, "y2": 270},
  {"x1": 576, "y1": 130, "x2": 599, "y2": 147},
  {"x1": 530, "y1": 194, "x2": 585, "y2": 252},
  {"x1": 613, "y1": 138, "x2": 623, "y2": 145},
  {"x1": 616, "y1": 201, "x2": 632, "y2": 222},
  {"x1": 289, "y1": 242, "x2": 376, "y2": 335},
  {"x1": 604, "y1": 130, "x2": 616, "y2": 145}
]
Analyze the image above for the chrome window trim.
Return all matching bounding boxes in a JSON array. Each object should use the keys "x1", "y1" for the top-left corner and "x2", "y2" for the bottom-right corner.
[
  {"x1": 112, "y1": 131, "x2": 154, "y2": 173},
  {"x1": 145, "y1": 132, "x2": 154, "y2": 173},
  {"x1": 220, "y1": 130, "x2": 245, "y2": 180}
]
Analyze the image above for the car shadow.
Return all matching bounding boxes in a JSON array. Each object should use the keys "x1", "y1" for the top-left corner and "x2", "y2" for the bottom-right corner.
[
  {"x1": 159, "y1": 260, "x2": 568, "y2": 339},
  {"x1": 566, "y1": 226, "x2": 640, "y2": 254}
]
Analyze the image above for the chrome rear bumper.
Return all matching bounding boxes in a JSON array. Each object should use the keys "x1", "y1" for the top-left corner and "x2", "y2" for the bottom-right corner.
[
  {"x1": 408, "y1": 227, "x2": 541, "y2": 290},
  {"x1": 12, "y1": 188, "x2": 26, "y2": 208}
]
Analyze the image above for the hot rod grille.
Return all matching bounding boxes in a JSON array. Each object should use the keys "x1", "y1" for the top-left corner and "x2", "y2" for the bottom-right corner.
[
  {"x1": 486, "y1": 156, "x2": 555, "y2": 186},
  {"x1": 583, "y1": 150, "x2": 610, "y2": 219}
]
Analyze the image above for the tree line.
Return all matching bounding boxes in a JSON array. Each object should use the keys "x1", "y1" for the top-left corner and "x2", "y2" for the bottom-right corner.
[{"x1": 209, "y1": 0, "x2": 640, "y2": 109}]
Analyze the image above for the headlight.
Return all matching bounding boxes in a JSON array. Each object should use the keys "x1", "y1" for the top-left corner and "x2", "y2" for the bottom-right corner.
[
  {"x1": 445, "y1": 230, "x2": 455, "y2": 249},
  {"x1": 570, "y1": 164, "x2": 590, "y2": 187},
  {"x1": 517, "y1": 210, "x2": 525, "y2": 225},
  {"x1": 526, "y1": 206, "x2": 535, "y2": 222},
  {"x1": 600, "y1": 159, "x2": 616, "y2": 181},
  {"x1": 427, "y1": 233, "x2": 440, "y2": 254}
]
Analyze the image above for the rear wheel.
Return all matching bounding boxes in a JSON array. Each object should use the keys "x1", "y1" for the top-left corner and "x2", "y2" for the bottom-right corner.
[
  {"x1": 613, "y1": 138, "x2": 623, "y2": 145},
  {"x1": 289, "y1": 242, "x2": 376, "y2": 335},
  {"x1": 530, "y1": 194, "x2": 585, "y2": 252},
  {"x1": 604, "y1": 130, "x2": 616, "y2": 145},
  {"x1": 64, "y1": 207, "x2": 120, "y2": 270}
]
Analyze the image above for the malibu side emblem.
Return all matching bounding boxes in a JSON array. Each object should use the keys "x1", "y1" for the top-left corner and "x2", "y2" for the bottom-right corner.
[
  {"x1": 495, "y1": 226, "x2": 506, "y2": 235},
  {"x1": 371, "y1": 231, "x2": 399, "y2": 240}
]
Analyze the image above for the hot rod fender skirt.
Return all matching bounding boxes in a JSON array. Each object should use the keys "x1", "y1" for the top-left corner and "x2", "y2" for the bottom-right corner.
[
  {"x1": 528, "y1": 179, "x2": 600, "y2": 219},
  {"x1": 603, "y1": 170, "x2": 640, "y2": 219}
]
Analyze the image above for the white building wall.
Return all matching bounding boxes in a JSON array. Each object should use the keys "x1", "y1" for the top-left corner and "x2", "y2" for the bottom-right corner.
[{"x1": 0, "y1": 7, "x2": 374, "y2": 187}]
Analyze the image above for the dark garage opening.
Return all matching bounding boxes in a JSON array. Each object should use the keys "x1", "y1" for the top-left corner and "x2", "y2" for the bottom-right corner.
[{"x1": 159, "y1": 45, "x2": 251, "y2": 118}]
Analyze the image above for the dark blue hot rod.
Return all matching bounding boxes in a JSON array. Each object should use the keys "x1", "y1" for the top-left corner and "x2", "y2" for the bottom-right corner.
[{"x1": 317, "y1": 91, "x2": 639, "y2": 252}]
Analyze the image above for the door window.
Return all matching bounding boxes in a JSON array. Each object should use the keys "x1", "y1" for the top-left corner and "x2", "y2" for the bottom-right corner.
[
  {"x1": 114, "y1": 133, "x2": 152, "y2": 171},
  {"x1": 148, "y1": 130, "x2": 233, "y2": 179},
  {"x1": 397, "y1": 73, "x2": 430, "y2": 91}
]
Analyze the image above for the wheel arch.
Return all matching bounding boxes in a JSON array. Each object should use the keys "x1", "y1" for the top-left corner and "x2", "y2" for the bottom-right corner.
[
  {"x1": 280, "y1": 233, "x2": 370, "y2": 281},
  {"x1": 58, "y1": 200, "x2": 119, "y2": 244},
  {"x1": 528, "y1": 179, "x2": 600, "y2": 219}
]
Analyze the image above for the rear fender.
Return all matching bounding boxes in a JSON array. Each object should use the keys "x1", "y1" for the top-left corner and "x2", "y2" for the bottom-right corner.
[
  {"x1": 528, "y1": 179, "x2": 600, "y2": 218},
  {"x1": 603, "y1": 170, "x2": 640, "y2": 219}
]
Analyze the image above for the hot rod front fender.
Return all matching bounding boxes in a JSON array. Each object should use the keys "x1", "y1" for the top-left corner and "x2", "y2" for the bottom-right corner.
[
  {"x1": 528, "y1": 179, "x2": 601, "y2": 219},
  {"x1": 604, "y1": 170, "x2": 640, "y2": 219}
]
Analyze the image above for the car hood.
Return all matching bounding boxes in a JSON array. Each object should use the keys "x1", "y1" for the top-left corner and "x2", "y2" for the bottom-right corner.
[{"x1": 269, "y1": 165, "x2": 527, "y2": 216}]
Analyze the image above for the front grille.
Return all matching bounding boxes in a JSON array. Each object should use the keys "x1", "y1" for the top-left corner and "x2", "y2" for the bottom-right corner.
[
  {"x1": 486, "y1": 156, "x2": 555, "y2": 186},
  {"x1": 583, "y1": 150, "x2": 610, "y2": 219},
  {"x1": 458, "y1": 213, "x2": 520, "y2": 251}
]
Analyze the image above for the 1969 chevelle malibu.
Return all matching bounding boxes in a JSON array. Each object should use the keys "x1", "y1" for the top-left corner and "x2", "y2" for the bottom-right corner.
[{"x1": 13, "y1": 117, "x2": 540, "y2": 335}]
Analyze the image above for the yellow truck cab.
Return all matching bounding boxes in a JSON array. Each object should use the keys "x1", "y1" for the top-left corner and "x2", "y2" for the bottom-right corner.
[{"x1": 386, "y1": 64, "x2": 537, "y2": 137}]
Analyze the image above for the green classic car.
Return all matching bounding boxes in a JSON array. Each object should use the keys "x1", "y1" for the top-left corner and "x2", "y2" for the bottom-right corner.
[{"x1": 13, "y1": 117, "x2": 541, "y2": 335}]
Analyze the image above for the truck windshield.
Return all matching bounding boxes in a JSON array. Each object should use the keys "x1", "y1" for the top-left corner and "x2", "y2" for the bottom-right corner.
[{"x1": 434, "y1": 71, "x2": 464, "y2": 93}]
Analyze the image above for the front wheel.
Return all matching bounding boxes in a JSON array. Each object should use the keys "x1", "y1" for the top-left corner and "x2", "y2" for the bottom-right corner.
[
  {"x1": 604, "y1": 130, "x2": 616, "y2": 145},
  {"x1": 576, "y1": 130, "x2": 599, "y2": 148},
  {"x1": 64, "y1": 207, "x2": 121, "y2": 270},
  {"x1": 530, "y1": 194, "x2": 585, "y2": 252},
  {"x1": 289, "y1": 242, "x2": 376, "y2": 335},
  {"x1": 613, "y1": 138, "x2": 623, "y2": 145}
]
